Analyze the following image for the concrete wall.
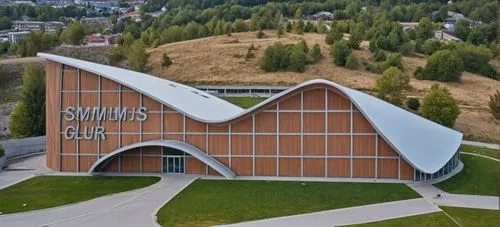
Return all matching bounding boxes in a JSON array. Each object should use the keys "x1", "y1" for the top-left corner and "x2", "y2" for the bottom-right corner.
[{"x1": 0, "y1": 136, "x2": 46, "y2": 159}]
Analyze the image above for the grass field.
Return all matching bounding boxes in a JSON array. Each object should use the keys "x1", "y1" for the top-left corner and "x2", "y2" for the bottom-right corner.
[
  {"x1": 0, "y1": 176, "x2": 159, "y2": 214},
  {"x1": 346, "y1": 206, "x2": 500, "y2": 227},
  {"x1": 156, "y1": 179, "x2": 420, "y2": 226},
  {"x1": 222, "y1": 96, "x2": 267, "y2": 108},
  {"x1": 460, "y1": 144, "x2": 499, "y2": 159},
  {"x1": 435, "y1": 154, "x2": 499, "y2": 196}
]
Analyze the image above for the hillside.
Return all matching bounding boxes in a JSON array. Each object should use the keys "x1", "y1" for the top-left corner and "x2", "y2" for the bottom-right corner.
[{"x1": 148, "y1": 30, "x2": 500, "y2": 143}]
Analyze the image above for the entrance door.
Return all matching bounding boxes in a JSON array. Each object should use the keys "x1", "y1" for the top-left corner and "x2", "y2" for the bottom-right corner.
[{"x1": 163, "y1": 156, "x2": 185, "y2": 173}]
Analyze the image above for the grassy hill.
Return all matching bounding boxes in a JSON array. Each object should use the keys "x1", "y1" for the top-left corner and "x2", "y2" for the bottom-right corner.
[{"x1": 148, "y1": 30, "x2": 500, "y2": 143}]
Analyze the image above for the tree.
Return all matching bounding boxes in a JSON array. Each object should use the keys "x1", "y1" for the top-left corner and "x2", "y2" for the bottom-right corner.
[
  {"x1": 8, "y1": 44, "x2": 18, "y2": 56},
  {"x1": 330, "y1": 40, "x2": 351, "y2": 66},
  {"x1": 311, "y1": 44, "x2": 322, "y2": 63},
  {"x1": 454, "y1": 19, "x2": 471, "y2": 41},
  {"x1": 127, "y1": 40, "x2": 149, "y2": 72},
  {"x1": 232, "y1": 19, "x2": 249, "y2": 32},
  {"x1": 294, "y1": 20, "x2": 304, "y2": 35},
  {"x1": 9, "y1": 64, "x2": 45, "y2": 138},
  {"x1": 325, "y1": 25, "x2": 343, "y2": 45},
  {"x1": 317, "y1": 19, "x2": 327, "y2": 34},
  {"x1": 0, "y1": 16, "x2": 11, "y2": 30},
  {"x1": 250, "y1": 13, "x2": 261, "y2": 31},
  {"x1": 184, "y1": 21, "x2": 199, "y2": 40},
  {"x1": 122, "y1": 32, "x2": 135, "y2": 47},
  {"x1": 373, "y1": 49, "x2": 386, "y2": 62},
  {"x1": 385, "y1": 53, "x2": 404, "y2": 71},
  {"x1": 421, "y1": 84, "x2": 460, "y2": 128},
  {"x1": 415, "y1": 17, "x2": 434, "y2": 40},
  {"x1": 345, "y1": 54, "x2": 358, "y2": 69},
  {"x1": 277, "y1": 25, "x2": 284, "y2": 38},
  {"x1": 285, "y1": 21, "x2": 292, "y2": 33},
  {"x1": 161, "y1": 53, "x2": 173, "y2": 69},
  {"x1": 348, "y1": 26, "x2": 362, "y2": 49},
  {"x1": 489, "y1": 90, "x2": 500, "y2": 119},
  {"x1": 289, "y1": 45, "x2": 307, "y2": 72},
  {"x1": 60, "y1": 22, "x2": 85, "y2": 46},
  {"x1": 407, "y1": 98, "x2": 420, "y2": 111},
  {"x1": 416, "y1": 50, "x2": 464, "y2": 82},
  {"x1": 376, "y1": 67, "x2": 410, "y2": 105}
]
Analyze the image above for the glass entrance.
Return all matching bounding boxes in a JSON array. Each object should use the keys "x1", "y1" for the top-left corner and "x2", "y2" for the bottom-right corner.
[{"x1": 162, "y1": 147, "x2": 186, "y2": 174}]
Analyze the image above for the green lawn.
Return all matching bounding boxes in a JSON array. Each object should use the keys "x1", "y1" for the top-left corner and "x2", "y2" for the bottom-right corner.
[
  {"x1": 345, "y1": 206, "x2": 500, "y2": 227},
  {"x1": 435, "y1": 154, "x2": 499, "y2": 196},
  {"x1": 223, "y1": 97, "x2": 267, "y2": 108},
  {"x1": 156, "y1": 179, "x2": 420, "y2": 226},
  {"x1": 460, "y1": 144, "x2": 499, "y2": 159},
  {"x1": 0, "y1": 176, "x2": 160, "y2": 214},
  {"x1": 441, "y1": 206, "x2": 500, "y2": 227}
]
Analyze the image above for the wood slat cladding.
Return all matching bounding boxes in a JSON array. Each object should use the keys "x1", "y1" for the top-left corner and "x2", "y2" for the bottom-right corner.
[
  {"x1": 185, "y1": 117, "x2": 206, "y2": 133},
  {"x1": 61, "y1": 139, "x2": 76, "y2": 154},
  {"x1": 279, "y1": 94, "x2": 301, "y2": 110},
  {"x1": 378, "y1": 137, "x2": 397, "y2": 157},
  {"x1": 208, "y1": 135, "x2": 229, "y2": 155},
  {"x1": 209, "y1": 157, "x2": 229, "y2": 176},
  {"x1": 142, "y1": 146, "x2": 161, "y2": 155},
  {"x1": 100, "y1": 134, "x2": 119, "y2": 154},
  {"x1": 62, "y1": 70, "x2": 77, "y2": 90},
  {"x1": 79, "y1": 139, "x2": 97, "y2": 154},
  {"x1": 101, "y1": 77, "x2": 119, "y2": 90},
  {"x1": 279, "y1": 158, "x2": 301, "y2": 176},
  {"x1": 102, "y1": 157, "x2": 119, "y2": 172},
  {"x1": 61, "y1": 155, "x2": 76, "y2": 172},
  {"x1": 208, "y1": 124, "x2": 229, "y2": 133},
  {"x1": 279, "y1": 112, "x2": 300, "y2": 133},
  {"x1": 121, "y1": 134, "x2": 140, "y2": 146},
  {"x1": 142, "y1": 95, "x2": 161, "y2": 111},
  {"x1": 255, "y1": 135, "x2": 276, "y2": 155},
  {"x1": 45, "y1": 61, "x2": 59, "y2": 170},
  {"x1": 164, "y1": 113, "x2": 184, "y2": 133},
  {"x1": 79, "y1": 92, "x2": 98, "y2": 128},
  {"x1": 121, "y1": 155, "x2": 140, "y2": 172},
  {"x1": 328, "y1": 112, "x2": 350, "y2": 133},
  {"x1": 143, "y1": 133, "x2": 162, "y2": 141},
  {"x1": 303, "y1": 89, "x2": 325, "y2": 110},
  {"x1": 79, "y1": 156, "x2": 97, "y2": 172},
  {"x1": 327, "y1": 135, "x2": 350, "y2": 156},
  {"x1": 142, "y1": 156, "x2": 161, "y2": 172},
  {"x1": 121, "y1": 89, "x2": 140, "y2": 109},
  {"x1": 255, "y1": 157, "x2": 276, "y2": 176},
  {"x1": 327, "y1": 90, "x2": 351, "y2": 110},
  {"x1": 186, "y1": 134, "x2": 206, "y2": 151},
  {"x1": 353, "y1": 135, "x2": 376, "y2": 156},
  {"x1": 279, "y1": 135, "x2": 300, "y2": 155},
  {"x1": 185, "y1": 157, "x2": 206, "y2": 174},
  {"x1": 377, "y1": 159, "x2": 398, "y2": 178},
  {"x1": 231, "y1": 157, "x2": 252, "y2": 176},
  {"x1": 303, "y1": 158, "x2": 325, "y2": 177},
  {"x1": 231, "y1": 135, "x2": 252, "y2": 155},
  {"x1": 328, "y1": 158, "x2": 350, "y2": 177},
  {"x1": 303, "y1": 136, "x2": 325, "y2": 156},
  {"x1": 61, "y1": 92, "x2": 77, "y2": 109},
  {"x1": 400, "y1": 159, "x2": 414, "y2": 180},
  {"x1": 231, "y1": 117, "x2": 252, "y2": 133},
  {"x1": 303, "y1": 112, "x2": 325, "y2": 133},
  {"x1": 143, "y1": 114, "x2": 161, "y2": 133},
  {"x1": 255, "y1": 112, "x2": 276, "y2": 133},
  {"x1": 122, "y1": 120, "x2": 139, "y2": 133},
  {"x1": 353, "y1": 112, "x2": 375, "y2": 133},
  {"x1": 164, "y1": 134, "x2": 183, "y2": 141},
  {"x1": 80, "y1": 71, "x2": 99, "y2": 90},
  {"x1": 353, "y1": 158, "x2": 376, "y2": 178}
]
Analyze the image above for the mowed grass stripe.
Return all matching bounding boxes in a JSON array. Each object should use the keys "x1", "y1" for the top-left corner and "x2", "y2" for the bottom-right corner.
[{"x1": 157, "y1": 179, "x2": 420, "y2": 226}]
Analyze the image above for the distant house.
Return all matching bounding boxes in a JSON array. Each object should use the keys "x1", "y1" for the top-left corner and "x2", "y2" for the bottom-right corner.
[
  {"x1": 8, "y1": 31, "x2": 30, "y2": 44},
  {"x1": 11, "y1": 20, "x2": 64, "y2": 33},
  {"x1": 399, "y1": 22, "x2": 419, "y2": 31},
  {"x1": 81, "y1": 17, "x2": 113, "y2": 30},
  {"x1": 443, "y1": 11, "x2": 481, "y2": 31},
  {"x1": 84, "y1": 34, "x2": 117, "y2": 46},
  {"x1": 304, "y1": 11, "x2": 334, "y2": 21}
]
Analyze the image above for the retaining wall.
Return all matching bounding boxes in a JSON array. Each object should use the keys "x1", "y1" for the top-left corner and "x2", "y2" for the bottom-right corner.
[{"x1": 0, "y1": 136, "x2": 46, "y2": 159}]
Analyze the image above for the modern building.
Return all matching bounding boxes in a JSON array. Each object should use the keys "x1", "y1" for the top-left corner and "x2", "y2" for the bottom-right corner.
[
  {"x1": 84, "y1": 34, "x2": 117, "y2": 46},
  {"x1": 12, "y1": 21, "x2": 64, "y2": 33},
  {"x1": 39, "y1": 53, "x2": 463, "y2": 182},
  {"x1": 8, "y1": 31, "x2": 30, "y2": 44}
]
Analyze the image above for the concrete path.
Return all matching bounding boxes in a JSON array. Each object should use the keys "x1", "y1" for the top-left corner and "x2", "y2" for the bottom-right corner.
[
  {"x1": 0, "y1": 174, "x2": 196, "y2": 227},
  {"x1": 461, "y1": 140, "x2": 499, "y2": 150},
  {"x1": 460, "y1": 152, "x2": 499, "y2": 162},
  {"x1": 219, "y1": 198, "x2": 440, "y2": 227},
  {"x1": 408, "y1": 183, "x2": 500, "y2": 210},
  {"x1": 0, "y1": 154, "x2": 49, "y2": 189}
]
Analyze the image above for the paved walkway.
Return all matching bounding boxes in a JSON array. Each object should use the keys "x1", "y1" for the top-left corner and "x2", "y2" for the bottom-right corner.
[
  {"x1": 408, "y1": 183, "x2": 500, "y2": 210},
  {"x1": 0, "y1": 174, "x2": 196, "y2": 227},
  {"x1": 219, "y1": 198, "x2": 440, "y2": 227},
  {"x1": 461, "y1": 140, "x2": 499, "y2": 150},
  {"x1": 460, "y1": 152, "x2": 499, "y2": 162},
  {"x1": 0, "y1": 154, "x2": 50, "y2": 189}
]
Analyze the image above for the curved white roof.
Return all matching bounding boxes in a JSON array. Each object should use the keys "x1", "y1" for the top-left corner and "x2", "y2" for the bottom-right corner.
[{"x1": 39, "y1": 53, "x2": 462, "y2": 174}]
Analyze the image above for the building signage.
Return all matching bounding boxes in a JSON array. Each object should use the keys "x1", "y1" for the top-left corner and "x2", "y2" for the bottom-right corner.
[{"x1": 63, "y1": 107, "x2": 148, "y2": 140}]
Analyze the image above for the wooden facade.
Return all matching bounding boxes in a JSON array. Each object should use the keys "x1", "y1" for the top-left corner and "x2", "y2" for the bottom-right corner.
[{"x1": 45, "y1": 60, "x2": 415, "y2": 181}]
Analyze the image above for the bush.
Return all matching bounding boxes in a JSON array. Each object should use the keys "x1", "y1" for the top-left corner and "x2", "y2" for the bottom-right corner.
[
  {"x1": 259, "y1": 42, "x2": 308, "y2": 73},
  {"x1": 421, "y1": 84, "x2": 460, "y2": 128},
  {"x1": 0, "y1": 144, "x2": 4, "y2": 157},
  {"x1": 420, "y1": 39, "x2": 442, "y2": 55},
  {"x1": 416, "y1": 50, "x2": 464, "y2": 82},
  {"x1": 385, "y1": 53, "x2": 403, "y2": 71},
  {"x1": 376, "y1": 67, "x2": 410, "y2": 105},
  {"x1": 398, "y1": 41, "x2": 415, "y2": 56},
  {"x1": 289, "y1": 45, "x2": 307, "y2": 72},
  {"x1": 311, "y1": 44, "x2": 322, "y2": 63},
  {"x1": 345, "y1": 54, "x2": 358, "y2": 69},
  {"x1": 373, "y1": 49, "x2": 386, "y2": 62},
  {"x1": 407, "y1": 98, "x2": 420, "y2": 111},
  {"x1": 330, "y1": 40, "x2": 351, "y2": 66},
  {"x1": 325, "y1": 26, "x2": 343, "y2": 45},
  {"x1": 453, "y1": 43, "x2": 497, "y2": 79},
  {"x1": 489, "y1": 90, "x2": 500, "y2": 119},
  {"x1": 256, "y1": 29, "x2": 265, "y2": 38},
  {"x1": 161, "y1": 53, "x2": 173, "y2": 69}
]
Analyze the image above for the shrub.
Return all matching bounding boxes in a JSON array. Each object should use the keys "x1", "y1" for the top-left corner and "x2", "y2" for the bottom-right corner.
[
  {"x1": 345, "y1": 54, "x2": 358, "y2": 69},
  {"x1": 407, "y1": 98, "x2": 420, "y2": 111},
  {"x1": 325, "y1": 26, "x2": 343, "y2": 45},
  {"x1": 421, "y1": 84, "x2": 460, "y2": 128},
  {"x1": 373, "y1": 49, "x2": 386, "y2": 62},
  {"x1": 311, "y1": 44, "x2": 322, "y2": 63},
  {"x1": 289, "y1": 45, "x2": 307, "y2": 72},
  {"x1": 259, "y1": 42, "x2": 308, "y2": 73},
  {"x1": 385, "y1": 53, "x2": 403, "y2": 71},
  {"x1": 161, "y1": 53, "x2": 173, "y2": 69},
  {"x1": 376, "y1": 67, "x2": 410, "y2": 105},
  {"x1": 489, "y1": 90, "x2": 500, "y2": 119},
  {"x1": 398, "y1": 41, "x2": 415, "y2": 56},
  {"x1": 365, "y1": 63, "x2": 383, "y2": 74},
  {"x1": 330, "y1": 40, "x2": 351, "y2": 66},
  {"x1": 0, "y1": 144, "x2": 4, "y2": 157},
  {"x1": 256, "y1": 29, "x2": 266, "y2": 38},
  {"x1": 416, "y1": 50, "x2": 464, "y2": 82},
  {"x1": 453, "y1": 43, "x2": 497, "y2": 79},
  {"x1": 420, "y1": 39, "x2": 442, "y2": 55}
]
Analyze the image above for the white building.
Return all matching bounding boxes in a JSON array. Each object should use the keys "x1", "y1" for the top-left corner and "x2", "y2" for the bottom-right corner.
[{"x1": 8, "y1": 31, "x2": 30, "y2": 44}]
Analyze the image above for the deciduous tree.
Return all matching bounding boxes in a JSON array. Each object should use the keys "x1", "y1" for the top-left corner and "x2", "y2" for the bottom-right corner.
[{"x1": 421, "y1": 84, "x2": 460, "y2": 128}]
